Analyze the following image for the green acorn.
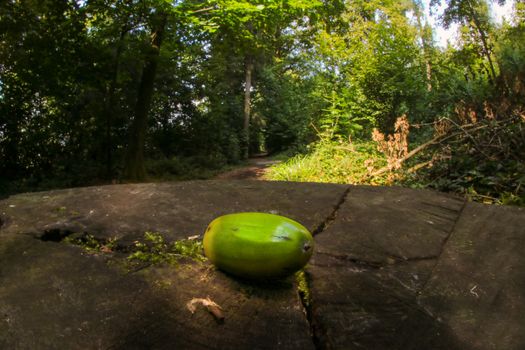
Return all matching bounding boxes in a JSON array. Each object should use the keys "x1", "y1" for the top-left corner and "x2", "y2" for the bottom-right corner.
[{"x1": 203, "y1": 212, "x2": 314, "y2": 279}]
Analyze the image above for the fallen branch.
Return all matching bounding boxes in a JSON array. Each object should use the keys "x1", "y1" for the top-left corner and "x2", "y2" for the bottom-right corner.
[
  {"x1": 368, "y1": 124, "x2": 488, "y2": 178},
  {"x1": 407, "y1": 160, "x2": 434, "y2": 173},
  {"x1": 443, "y1": 118, "x2": 493, "y2": 160}
]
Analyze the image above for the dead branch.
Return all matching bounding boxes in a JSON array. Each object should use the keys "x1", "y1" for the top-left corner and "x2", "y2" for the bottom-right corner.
[
  {"x1": 443, "y1": 118, "x2": 494, "y2": 160},
  {"x1": 368, "y1": 124, "x2": 488, "y2": 178},
  {"x1": 407, "y1": 160, "x2": 434, "y2": 173}
]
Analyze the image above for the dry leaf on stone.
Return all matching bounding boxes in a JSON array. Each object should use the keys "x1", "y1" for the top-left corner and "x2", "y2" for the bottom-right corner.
[{"x1": 187, "y1": 297, "x2": 225, "y2": 323}]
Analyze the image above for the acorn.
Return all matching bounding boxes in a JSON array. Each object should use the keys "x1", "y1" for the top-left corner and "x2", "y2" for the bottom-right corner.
[{"x1": 203, "y1": 212, "x2": 314, "y2": 279}]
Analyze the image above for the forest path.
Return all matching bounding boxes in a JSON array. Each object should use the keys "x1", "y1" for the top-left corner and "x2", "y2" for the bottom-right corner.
[{"x1": 214, "y1": 155, "x2": 281, "y2": 180}]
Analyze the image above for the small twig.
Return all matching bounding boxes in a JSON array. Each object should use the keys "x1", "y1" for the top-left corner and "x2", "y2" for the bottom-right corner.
[
  {"x1": 309, "y1": 122, "x2": 322, "y2": 138},
  {"x1": 192, "y1": 6, "x2": 216, "y2": 14},
  {"x1": 469, "y1": 193, "x2": 498, "y2": 201},
  {"x1": 443, "y1": 118, "x2": 493, "y2": 160}
]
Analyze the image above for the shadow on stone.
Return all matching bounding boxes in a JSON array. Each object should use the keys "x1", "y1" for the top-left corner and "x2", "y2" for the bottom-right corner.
[
  {"x1": 38, "y1": 228, "x2": 74, "y2": 242},
  {"x1": 0, "y1": 233, "x2": 314, "y2": 350},
  {"x1": 309, "y1": 263, "x2": 467, "y2": 350}
]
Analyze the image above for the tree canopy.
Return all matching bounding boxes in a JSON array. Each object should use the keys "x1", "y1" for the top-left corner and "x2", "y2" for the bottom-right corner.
[{"x1": 1, "y1": 0, "x2": 523, "y2": 204}]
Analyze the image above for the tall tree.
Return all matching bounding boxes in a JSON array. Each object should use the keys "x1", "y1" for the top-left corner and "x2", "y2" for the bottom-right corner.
[
  {"x1": 124, "y1": 11, "x2": 167, "y2": 180},
  {"x1": 122, "y1": 0, "x2": 218, "y2": 180},
  {"x1": 412, "y1": 0, "x2": 435, "y2": 91},
  {"x1": 243, "y1": 55, "x2": 254, "y2": 158},
  {"x1": 433, "y1": 0, "x2": 498, "y2": 81},
  {"x1": 211, "y1": 0, "x2": 322, "y2": 158}
]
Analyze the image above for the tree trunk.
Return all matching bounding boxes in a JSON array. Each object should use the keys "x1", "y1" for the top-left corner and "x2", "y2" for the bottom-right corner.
[
  {"x1": 104, "y1": 26, "x2": 128, "y2": 180},
  {"x1": 124, "y1": 14, "x2": 167, "y2": 181},
  {"x1": 467, "y1": 2, "x2": 497, "y2": 82},
  {"x1": 413, "y1": 1, "x2": 432, "y2": 91},
  {"x1": 242, "y1": 56, "x2": 254, "y2": 160},
  {"x1": 1, "y1": 115, "x2": 21, "y2": 180},
  {"x1": 473, "y1": 19, "x2": 496, "y2": 82}
]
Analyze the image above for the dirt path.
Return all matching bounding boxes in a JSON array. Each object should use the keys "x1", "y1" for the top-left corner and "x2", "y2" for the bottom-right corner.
[{"x1": 214, "y1": 157, "x2": 281, "y2": 180}]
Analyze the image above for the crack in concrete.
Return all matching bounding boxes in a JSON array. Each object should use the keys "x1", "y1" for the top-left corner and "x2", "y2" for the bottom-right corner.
[
  {"x1": 416, "y1": 199, "x2": 468, "y2": 296},
  {"x1": 295, "y1": 271, "x2": 323, "y2": 350},
  {"x1": 38, "y1": 228, "x2": 74, "y2": 242},
  {"x1": 316, "y1": 250, "x2": 439, "y2": 269},
  {"x1": 305, "y1": 192, "x2": 465, "y2": 348},
  {"x1": 311, "y1": 187, "x2": 351, "y2": 237},
  {"x1": 35, "y1": 229, "x2": 131, "y2": 252},
  {"x1": 299, "y1": 187, "x2": 352, "y2": 350}
]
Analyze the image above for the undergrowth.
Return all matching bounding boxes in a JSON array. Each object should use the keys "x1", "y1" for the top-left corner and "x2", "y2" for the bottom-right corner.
[
  {"x1": 402, "y1": 114, "x2": 525, "y2": 206},
  {"x1": 266, "y1": 111, "x2": 525, "y2": 207},
  {"x1": 145, "y1": 155, "x2": 239, "y2": 181},
  {"x1": 265, "y1": 139, "x2": 389, "y2": 185},
  {"x1": 64, "y1": 234, "x2": 117, "y2": 253}
]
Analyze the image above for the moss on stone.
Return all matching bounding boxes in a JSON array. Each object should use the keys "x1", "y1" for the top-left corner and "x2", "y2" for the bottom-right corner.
[
  {"x1": 295, "y1": 270, "x2": 311, "y2": 307},
  {"x1": 127, "y1": 231, "x2": 206, "y2": 266}
]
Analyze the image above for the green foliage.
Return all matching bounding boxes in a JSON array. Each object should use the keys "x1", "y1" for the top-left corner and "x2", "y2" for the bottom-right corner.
[
  {"x1": 63, "y1": 231, "x2": 207, "y2": 267},
  {"x1": 495, "y1": 15, "x2": 525, "y2": 107},
  {"x1": 145, "y1": 153, "x2": 230, "y2": 180},
  {"x1": 318, "y1": 88, "x2": 377, "y2": 138},
  {"x1": 307, "y1": 0, "x2": 429, "y2": 136},
  {"x1": 256, "y1": 64, "x2": 317, "y2": 153},
  {"x1": 1, "y1": 0, "x2": 524, "y2": 208}
]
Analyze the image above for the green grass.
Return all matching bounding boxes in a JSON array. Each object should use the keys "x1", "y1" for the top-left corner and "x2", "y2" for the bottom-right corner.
[{"x1": 64, "y1": 234, "x2": 117, "y2": 253}]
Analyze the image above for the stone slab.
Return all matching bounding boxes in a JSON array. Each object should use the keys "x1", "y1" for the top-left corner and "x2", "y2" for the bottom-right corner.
[
  {"x1": 308, "y1": 185, "x2": 467, "y2": 349},
  {"x1": 314, "y1": 185, "x2": 465, "y2": 264},
  {"x1": 418, "y1": 202, "x2": 525, "y2": 350},
  {"x1": 1, "y1": 181, "x2": 524, "y2": 350},
  {"x1": 307, "y1": 263, "x2": 464, "y2": 349},
  {"x1": 0, "y1": 234, "x2": 314, "y2": 350},
  {"x1": 0, "y1": 181, "x2": 347, "y2": 349},
  {"x1": 0, "y1": 180, "x2": 348, "y2": 243},
  {"x1": 0, "y1": 235, "x2": 152, "y2": 349}
]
